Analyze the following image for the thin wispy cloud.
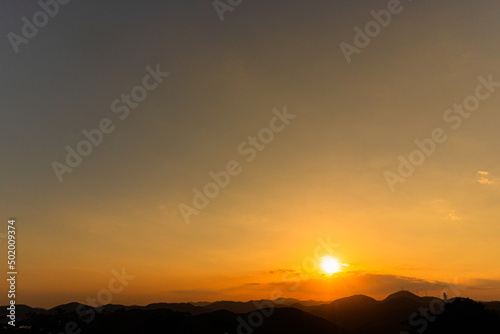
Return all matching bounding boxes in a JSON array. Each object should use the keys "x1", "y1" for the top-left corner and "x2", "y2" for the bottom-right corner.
[
  {"x1": 447, "y1": 210, "x2": 463, "y2": 221},
  {"x1": 477, "y1": 171, "x2": 498, "y2": 185}
]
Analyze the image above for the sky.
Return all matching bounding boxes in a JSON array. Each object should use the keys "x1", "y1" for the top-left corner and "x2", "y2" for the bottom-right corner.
[{"x1": 1, "y1": 0, "x2": 500, "y2": 308}]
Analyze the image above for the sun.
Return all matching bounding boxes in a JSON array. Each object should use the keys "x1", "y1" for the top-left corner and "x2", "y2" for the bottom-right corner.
[{"x1": 320, "y1": 256, "x2": 341, "y2": 274}]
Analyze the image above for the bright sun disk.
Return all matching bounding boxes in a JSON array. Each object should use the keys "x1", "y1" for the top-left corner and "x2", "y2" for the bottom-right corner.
[{"x1": 320, "y1": 256, "x2": 341, "y2": 274}]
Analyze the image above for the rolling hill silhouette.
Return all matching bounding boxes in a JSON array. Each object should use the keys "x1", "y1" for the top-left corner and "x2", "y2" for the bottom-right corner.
[
  {"x1": 2, "y1": 292, "x2": 499, "y2": 333},
  {"x1": 295, "y1": 291, "x2": 450, "y2": 333},
  {"x1": 1, "y1": 307, "x2": 347, "y2": 333}
]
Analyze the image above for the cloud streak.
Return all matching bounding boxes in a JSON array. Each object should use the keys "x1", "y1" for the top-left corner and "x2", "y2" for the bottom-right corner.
[{"x1": 477, "y1": 171, "x2": 499, "y2": 185}]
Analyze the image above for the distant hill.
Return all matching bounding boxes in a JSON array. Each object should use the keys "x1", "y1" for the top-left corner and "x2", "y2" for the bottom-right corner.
[
  {"x1": 205, "y1": 300, "x2": 260, "y2": 314},
  {"x1": 0, "y1": 298, "x2": 326, "y2": 321},
  {"x1": 384, "y1": 290, "x2": 437, "y2": 304},
  {"x1": 295, "y1": 291, "x2": 446, "y2": 334},
  {"x1": 1, "y1": 307, "x2": 347, "y2": 333},
  {"x1": 49, "y1": 302, "x2": 85, "y2": 314},
  {"x1": 274, "y1": 297, "x2": 331, "y2": 306},
  {"x1": 189, "y1": 301, "x2": 212, "y2": 307},
  {"x1": 0, "y1": 304, "x2": 48, "y2": 322},
  {"x1": 141, "y1": 302, "x2": 211, "y2": 315},
  {"x1": 2, "y1": 292, "x2": 499, "y2": 333}
]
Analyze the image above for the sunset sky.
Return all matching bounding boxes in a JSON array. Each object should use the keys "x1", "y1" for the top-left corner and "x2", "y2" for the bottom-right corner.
[{"x1": 2, "y1": 0, "x2": 500, "y2": 308}]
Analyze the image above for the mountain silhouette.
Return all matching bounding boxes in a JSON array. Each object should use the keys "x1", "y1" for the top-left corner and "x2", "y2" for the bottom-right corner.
[
  {"x1": 384, "y1": 290, "x2": 435, "y2": 303},
  {"x1": 1, "y1": 307, "x2": 347, "y2": 333},
  {"x1": 294, "y1": 291, "x2": 451, "y2": 333},
  {"x1": 2, "y1": 292, "x2": 499, "y2": 333},
  {"x1": 411, "y1": 298, "x2": 500, "y2": 334}
]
